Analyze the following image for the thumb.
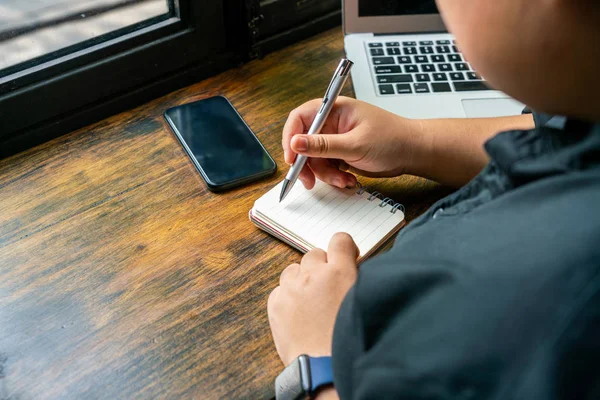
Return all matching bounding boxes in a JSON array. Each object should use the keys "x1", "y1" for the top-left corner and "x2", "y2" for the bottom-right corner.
[
  {"x1": 291, "y1": 133, "x2": 358, "y2": 160},
  {"x1": 327, "y1": 232, "x2": 360, "y2": 265}
]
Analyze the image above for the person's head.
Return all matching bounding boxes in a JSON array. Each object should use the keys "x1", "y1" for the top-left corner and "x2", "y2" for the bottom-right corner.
[{"x1": 436, "y1": 0, "x2": 600, "y2": 121}]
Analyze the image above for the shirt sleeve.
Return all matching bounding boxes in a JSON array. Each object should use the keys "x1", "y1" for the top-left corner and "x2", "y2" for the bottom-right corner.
[
  {"x1": 522, "y1": 106, "x2": 555, "y2": 128},
  {"x1": 332, "y1": 253, "x2": 465, "y2": 399},
  {"x1": 331, "y1": 248, "x2": 600, "y2": 400}
]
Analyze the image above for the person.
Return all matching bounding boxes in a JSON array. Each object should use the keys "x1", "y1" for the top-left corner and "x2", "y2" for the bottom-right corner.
[{"x1": 267, "y1": 0, "x2": 600, "y2": 398}]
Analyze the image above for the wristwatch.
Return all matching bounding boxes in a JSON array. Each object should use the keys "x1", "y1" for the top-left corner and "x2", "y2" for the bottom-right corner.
[{"x1": 275, "y1": 355, "x2": 333, "y2": 400}]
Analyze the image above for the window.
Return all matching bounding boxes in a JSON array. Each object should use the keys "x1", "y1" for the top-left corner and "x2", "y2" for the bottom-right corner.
[
  {"x1": 0, "y1": 0, "x2": 237, "y2": 157},
  {"x1": 0, "y1": 0, "x2": 173, "y2": 73},
  {"x1": 0, "y1": 0, "x2": 340, "y2": 158}
]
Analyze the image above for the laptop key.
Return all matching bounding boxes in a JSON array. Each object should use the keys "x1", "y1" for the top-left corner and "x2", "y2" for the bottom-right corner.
[
  {"x1": 370, "y1": 48, "x2": 384, "y2": 56},
  {"x1": 420, "y1": 46, "x2": 434, "y2": 54},
  {"x1": 378, "y1": 84, "x2": 394, "y2": 94},
  {"x1": 432, "y1": 82, "x2": 452, "y2": 92},
  {"x1": 386, "y1": 42, "x2": 400, "y2": 47},
  {"x1": 450, "y1": 72, "x2": 465, "y2": 80},
  {"x1": 436, "y1": 39, "x2": 451, "y2": 45},
  {"x1": 404, "y1": 47, "x2": 417, "y2": 55},
  {"x1": 455, "y1": 63, "x2": 469, "y2": 71},
  {"x1": 433, "y1": 73, "x2": 447, "y2": 81},
  {"x1": 404, "y1": 64, "x2": 418, "y2": 73},
  {"x1": 414, "y1": 83, "x2": 430, "y2": 93},
  {"x1": 453, "y1": 81, "x2": 490, "y2": 91},
  {"x1": 467, "y1": 72, "x2": 481, "y2": 80},
  {"x1": 436, "y1": 45, "x2": 450, "y2": 54},
  {"x1": 438, "y1": 63, "x2": 452, "y2": 72},
  {"x1": 397, "y1": 56, "x2": 411, "y2": 64},
  {"x1": 372, "y1": 57, "x2": 395, "y2": 65},
  {"x1": 448, "y1": 54, "x2": 462, "y2": 62},
  {"x1": 387, "y1": 47, "x2": 401, "y2": 55},
  {"x1": 374, "y1": 66, "x2": 402, "y2": 75},
  {"x1": 377, "y1": 74, "x2": 413, "y2": 83},
  {"x1": 452, "y1": 45, "x2": 460, "y2": 53},
  {"x1": 402, "y1": 41, "x2": 417, "y2": 46},
  {"x1": 431, "y1": 55, "x2": 445, "y2": 63},
  {"x1": 375, "y1": 66, "x2": 402, "y2": 74},
  {"x1": 421, "y1": 64, "x2": 435, "y2": 72},
  {"x1": 419, "y1": 40, "x2": 433, "y2": 45},
  {"x1": 396, "y1": 83, "x2": 412, "y2": 94},
  {"x1": 369, "y1": 43, "x2": 383, "y2": 48},
  {"x1": 416, "y1": 73, "x2": 430, "y2": 82},
  {"x1": 415, "y1": 55, "x2": 429, "y2": 63}
]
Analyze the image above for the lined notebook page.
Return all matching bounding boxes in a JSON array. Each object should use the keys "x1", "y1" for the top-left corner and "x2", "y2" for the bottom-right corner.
[{"x1": 253, "y1": 180, "x2": 404, "y2": 257}]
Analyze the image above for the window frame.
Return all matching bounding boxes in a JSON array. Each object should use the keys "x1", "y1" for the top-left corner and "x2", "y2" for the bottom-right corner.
[{"x1": 0, "y1": 0, "x2": 242, "y2": 157}]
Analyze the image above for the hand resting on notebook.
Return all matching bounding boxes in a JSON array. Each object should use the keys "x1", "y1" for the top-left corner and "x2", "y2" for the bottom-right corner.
[{"x1": 268, "y1": 232, "x2": 359, "y2": 367}]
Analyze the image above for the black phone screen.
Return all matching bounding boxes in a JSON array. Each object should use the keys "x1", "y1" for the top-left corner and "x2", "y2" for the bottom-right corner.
[{"x1": 164, "y1": 96, "x2": 276, "y2": 191}]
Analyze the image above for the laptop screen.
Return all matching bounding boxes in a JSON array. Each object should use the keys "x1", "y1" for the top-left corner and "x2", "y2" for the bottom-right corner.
[{"x1": 359, "y1": 0, "x2": 438, "y2": 17}]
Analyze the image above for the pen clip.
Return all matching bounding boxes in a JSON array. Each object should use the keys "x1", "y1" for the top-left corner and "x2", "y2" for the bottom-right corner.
[{"x1": 322, "y1": 59, "x2": 353, "y2": 106}]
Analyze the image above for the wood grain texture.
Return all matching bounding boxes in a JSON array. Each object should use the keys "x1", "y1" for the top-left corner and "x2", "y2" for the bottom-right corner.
[{"x1": 0, "y1": 27, "x2": 452, "y2": 399}]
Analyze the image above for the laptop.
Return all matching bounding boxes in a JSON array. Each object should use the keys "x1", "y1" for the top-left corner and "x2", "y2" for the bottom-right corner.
[{"x1": 343, "y1": 0, "x2": 524, "y2": 119}]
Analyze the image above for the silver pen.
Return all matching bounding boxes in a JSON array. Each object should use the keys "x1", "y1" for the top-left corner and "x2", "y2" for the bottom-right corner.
[{"x1": 279, "y1": 58, "x2": 353, "y2": 202}]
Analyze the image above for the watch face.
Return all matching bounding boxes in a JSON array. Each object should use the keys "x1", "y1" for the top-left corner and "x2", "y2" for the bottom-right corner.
[{"x1": 275, "y1": 357, "x2": 310, "y2": 400}]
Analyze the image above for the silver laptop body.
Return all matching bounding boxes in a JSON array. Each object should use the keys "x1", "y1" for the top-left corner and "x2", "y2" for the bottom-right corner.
[{"x1": 343, "y1": 0, "x2": 524, "y2": 119}]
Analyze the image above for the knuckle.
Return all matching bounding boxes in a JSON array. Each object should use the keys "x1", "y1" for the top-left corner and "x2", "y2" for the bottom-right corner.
[
  {"x1": 315, "y1": 136, "x2": 329, "y2": 154},
  {"x1": 288, "y1": 108, "x2": 299, "y2": 119},
  {"x1": 268, "y1": 286, "x2": 280, "y2": 308},
  {"x1": 308, "y1": 248, "x2": 326, "y2": 258},
  {"x1": 280, "y1": 263, "x2": 299, "y2": 283},
  {"x1": 300, "y1": 271, "x2": 312, "y2": 285},
  {"x1": 328, "y1": 263, "x2": 350, "y2": 279}
]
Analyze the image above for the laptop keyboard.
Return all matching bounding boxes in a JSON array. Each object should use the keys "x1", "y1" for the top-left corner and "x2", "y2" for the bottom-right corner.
[{"x1": 367, "y1": 40, "x2": 491, "y2": 95}]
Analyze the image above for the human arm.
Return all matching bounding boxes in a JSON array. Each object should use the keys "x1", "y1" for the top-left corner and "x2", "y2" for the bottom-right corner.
[
  {"x1": 410, "y1": 113, "x2": 534, "y2": 186},
  {"x1": 282, "y1": 97, "x2": 534, "y2": 188}
]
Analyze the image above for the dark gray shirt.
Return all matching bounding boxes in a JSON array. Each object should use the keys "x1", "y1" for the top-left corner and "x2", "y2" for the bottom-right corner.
[{"x1": 332, "y1": 112, "x2": 600, "y2": 399}]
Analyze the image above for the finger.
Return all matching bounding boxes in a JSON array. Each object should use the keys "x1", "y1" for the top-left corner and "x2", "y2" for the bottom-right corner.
[
  {"x1": 308, "y1": 159, "x2": 357, "y2": 189},
  {"x1": 291, "y1": 132, "x2": 359, "y2": 161},
  {"x1": 298, "y1": 165, "x2": 316, "y2": 190},
  {"x1": 279, "y1": 263, "x2": 300, "y2": 286},
  {"x1": 329, "y1": 160, "x2": 376, "y2": 180},
  {"x1": 282, "y1": 99, "x2": 323, "y2": 165},
  {"x1": 300, "y1": 248, "x2": 327, "y2": 267},
  {"x1": 327, "y1": 232, "x2": 360, "y2": 265}
]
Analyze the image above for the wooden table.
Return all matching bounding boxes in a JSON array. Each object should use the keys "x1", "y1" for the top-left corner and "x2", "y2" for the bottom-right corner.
[{"x1": 0, "y1": 28, "x2": 451, "y2": 399}]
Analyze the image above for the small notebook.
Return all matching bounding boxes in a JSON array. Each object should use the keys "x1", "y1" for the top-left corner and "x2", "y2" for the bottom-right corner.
[{"x1": 249, "y1": 179, "x2": 405, "y2": 263}]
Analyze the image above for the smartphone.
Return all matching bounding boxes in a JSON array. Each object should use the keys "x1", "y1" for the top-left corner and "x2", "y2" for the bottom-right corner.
[{"x1": 164, "y1": 96, "x2": 276, "y2": 192}]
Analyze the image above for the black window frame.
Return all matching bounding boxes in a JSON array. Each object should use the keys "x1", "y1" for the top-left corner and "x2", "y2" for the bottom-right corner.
[
  {"x1": 0, "y1": 0, "x2": 342, "y2": 159},
  {"x1": 0, "y1": 0, "x2": 244, "y2": 157}
]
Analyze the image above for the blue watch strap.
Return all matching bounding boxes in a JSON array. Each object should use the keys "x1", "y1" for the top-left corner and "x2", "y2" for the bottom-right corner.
[{"x1": 308, "y1": 356, "x2": 333, "y2": 394}]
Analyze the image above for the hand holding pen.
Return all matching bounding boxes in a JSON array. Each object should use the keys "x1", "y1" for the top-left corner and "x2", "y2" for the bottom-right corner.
[
  {"x1": 281, "y1": 75, "x2": 420, "y2": 192},
  {"x1": 279, "y1": 58, "x2": 354, "y2": 202}
]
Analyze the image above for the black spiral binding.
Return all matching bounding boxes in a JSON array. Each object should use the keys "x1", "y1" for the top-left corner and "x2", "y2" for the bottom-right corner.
[{"x1": 355, "y1": 183, "x2": 405, "y2": 214}]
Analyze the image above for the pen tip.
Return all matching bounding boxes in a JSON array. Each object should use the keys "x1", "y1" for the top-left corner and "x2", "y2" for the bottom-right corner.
[{"x1": 279, "y1": 180, "x2": 291, "y2": 203}]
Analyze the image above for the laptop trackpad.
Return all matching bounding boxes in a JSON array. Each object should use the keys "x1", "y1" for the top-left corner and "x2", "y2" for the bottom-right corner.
[{"x1": 461, "y1": 98, "x2": 524, "y2": 118}]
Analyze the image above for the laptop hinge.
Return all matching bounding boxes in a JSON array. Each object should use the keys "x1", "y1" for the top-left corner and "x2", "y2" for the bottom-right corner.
[{"x1": 373, "y1": 31, "x2": 447, "y2": 36}]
